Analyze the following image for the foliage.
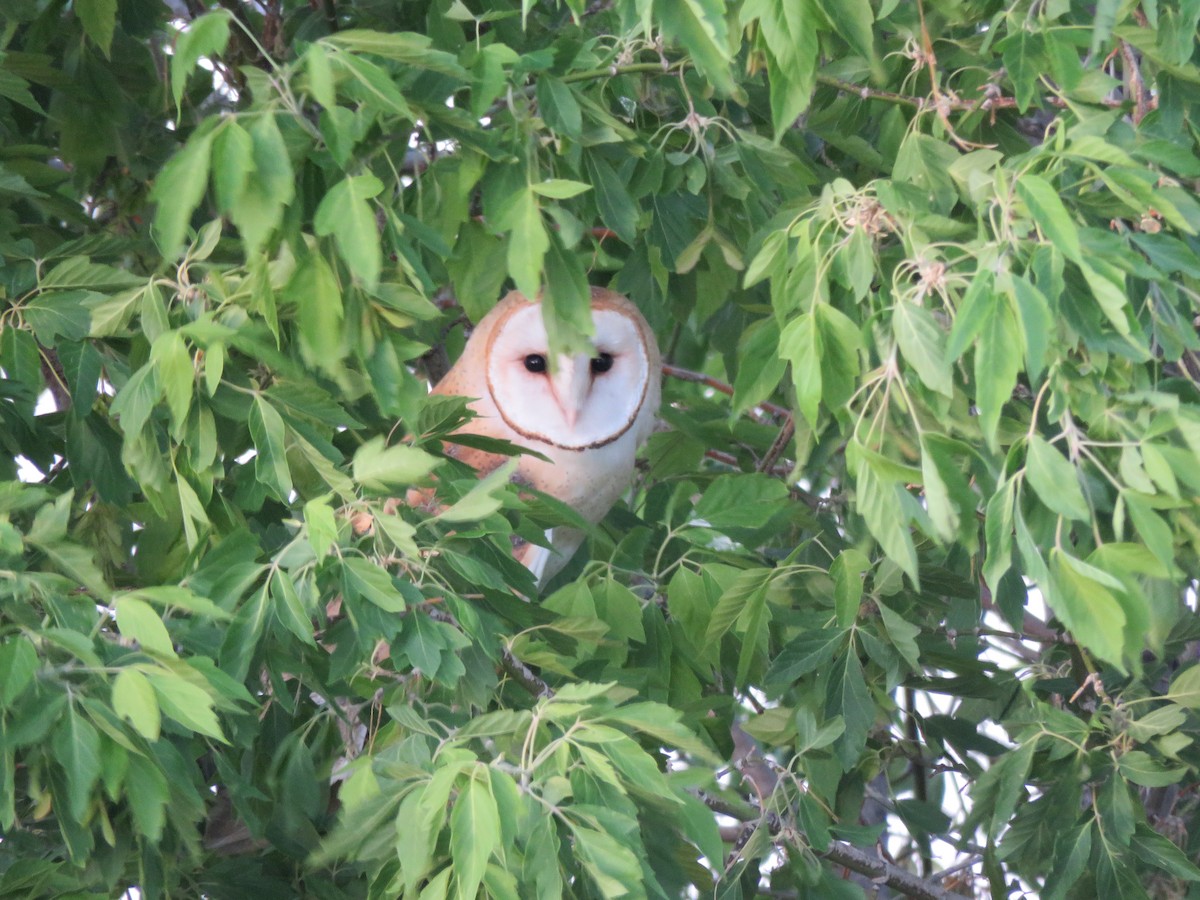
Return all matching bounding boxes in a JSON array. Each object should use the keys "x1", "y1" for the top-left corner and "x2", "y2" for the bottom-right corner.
[{"x1": 1, "y1": 0, "x2": 1200, "y2": 897}]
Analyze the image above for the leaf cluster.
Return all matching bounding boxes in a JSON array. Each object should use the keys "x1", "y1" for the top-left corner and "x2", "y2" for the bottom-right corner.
[{"x1": 1, "y1": 0, "x2": 1200, "y2": 898}]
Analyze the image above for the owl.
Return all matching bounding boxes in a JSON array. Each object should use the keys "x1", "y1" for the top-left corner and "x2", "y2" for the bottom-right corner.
[{"x1": 430, "y1": 287, "x2": 662, "y2": 586}]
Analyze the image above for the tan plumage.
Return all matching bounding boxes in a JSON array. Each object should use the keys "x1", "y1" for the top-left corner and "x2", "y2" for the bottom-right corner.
[{"x1": 432, "y1": 287, "x2": 661, "y2": 585}]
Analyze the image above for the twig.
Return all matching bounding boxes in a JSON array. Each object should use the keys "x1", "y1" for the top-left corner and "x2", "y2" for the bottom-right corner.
[
  {"x1": 757, "y1": 417, "x2": 795, "y2": 474},
  {"x1": 321, "y1": 0, "x2": 339, "y2": 33},
  {"x1": 562, "y1": 59, "x2": 687, "y2": 85},
  {"x1": 978, "y1": 582, "x2": 1061, "y2": 645},
  {"x1": 501, "y1": 645, "x2": 554, "y2": 699},
  {"x1": 662, "y1": 364, "x2": 790, "y2": 420},
  {"x1": 427, "y1": 604, "x2": 553, "y2": 699},
  {"x1": 697, "y1": 792, "x2": 971, "y2": 900},
  {"x1": 821, "y1": 841, "x2": 971, "y2": 900},
  {"x1": 932, "y1": 854, "x2": 983, "y2": 883},
  {"x1": 1119, "y1": 40, "x2": 1150, "y2": 124}
]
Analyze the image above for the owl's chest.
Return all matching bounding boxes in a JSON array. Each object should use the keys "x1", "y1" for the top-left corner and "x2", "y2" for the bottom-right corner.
[{"x1": 520, "y1": 436, "x2": 639, "y2": 523}]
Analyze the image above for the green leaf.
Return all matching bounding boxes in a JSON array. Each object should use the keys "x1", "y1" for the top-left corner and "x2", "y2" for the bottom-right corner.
[
  {"x1": 1047, "y1": 548, "x2": 1127, "y2": 668},
  {"x1": 893, "y1": 299, "x2": 952, "y2": 397},
  {"x1": 766, "y1": 627, "x2": 845, "y2": 685},
  {"x1": 211, "y1": 120, "x2": 255, "y2": 214},
  {"x1": 110, "y1": 363, "x2": 161, "y2": 441},
  {"x1": 945, "y1": 270, "x2": 994, "y2": 363},
  {"x1": 304, "y1": 43, "x2": 336, "y2": 109},
  {"x1": 151, "y1": 129, "x2": 216, "y2": 258},
  {"x1": 1080, "y1": 259, "x2": 1132, "y2": 336},
  {"x1": 1116, "y1": 750, "x2": 1186, "y2": 787},
  {"x1": 657, "y1": 0, "x2": 738, "y2": 98},
  {"x1": 1043, "y1": 824, "x2": 1092, "y2": 900},
  {"x1": 1131, "y1": 825, "x2": 1200, "y2": 881},
  {"x1": 450, "y1": 772, "x2": 500, "y2": 900},
  {"x1": 171, "y1": 11, "x2": 232, "y2": 115},
  {"x1": 877, "y1": 600, "x2": 920, "y2": 669},
  {"x1": 816, "y1": 0, "x2": 876, "y2": 68},
  {"x1": 352, "y1": 436, "x2": 441, "y2": 491},
  {"x1": 570, "y1": 822, "x2": 644, "y2": 898},
  {"x1": 148, "y1": 669, "x2": 225, "y2": 741},
  {"x1": 341, "y1": 557, "x2": 408, "y2": 613},
  {"x1": 746, "y1": 0, "x2": 819, "y2": 137},
  {"x1": 332, "y1": 52, "x2": 415, "y2": 119},
  {"x1": 304, "y1": 496, "x2": 339, "y2": 560},
  {"x1": 703, "y1": 568, "x2": 773, "y2": 648},
  {"x1": 75, "y1": 0, "x2": 117, "y2": 56},
  {"x1": 855, "y1": 450, "x2": 919, "y2": 586},
  {"x1": 125, "y1": 753, "x2": 169, "y2": 843},
  {"x1": 674, "y1": 787, "x2": 726, "y2": 867},
  {"x1": 584, "y1": 153, "x2": 638, "y2": 245},
  {"x1": 125, "y1": 585, "x2": 231, "y2": 621},
  {"x1": 1089, "y1": 0, "x2": 1120, "y2": 53},
  {"x1": 537, "y1": 77, "x2": 582, "y2": 138},
  {"x1": 964, "y1": 740, "x2": 1035, "y2": 841},
  {"x1": 531, "y1": 179, "x2": 591, "y2": 199},
  {"x1": 920, "y1": 433, "x2": 976, "y2": 545},
  {"x1": 1168, "y1": 665, "x2": 1200, "y2": 707},
  {"x1": 23, "y1": 291, "x2": 93, "y2": 343},
  {"x1": 115, "y1": 596, "x2": 176, "y2": 658},
  {"x1": 827, "y1": 649, "x2": 874, "y2": 767},
  {"x1": 780, "y1": 311, "x2": 822, "y2": 427},
  {"x1": 324, "y1": 29, "x2": 467, "y2": 77},
  {"x1": 52, "y1": 709, "x2": 102, "y2": 821},
  {"x1": 229, "y1": 113, "x2": 295, "y2": 257},
  {"x1": 505, "y1": 187, "x2": 549, "y2": 301},
  {"x1": 0, "y1": 637, "x2": 37, "y2": 707},
  {"x1": 1025, "y1": 435, "x2": 1089, "y2": 521},
  {"x1": 1097, "y1": 773, "x2": 1136, "y2": 848},
  {"x1": 1008, "y1": 274, "x2": 1054, "y2": 380},
  {"x1": 249, "y1": 395, "x2": 292, "y2": 501},
  {"x1": 731, "y1": 318, "x2": 788, "y2": 417},
  {"x1": 693, "y1": 474, "x2": 789, "y2": 533},
  {"x1": 983, "y1": 479, "x2": 1016, "y2": 591},
  {"x1": 1000, "y1": 30, "x2": 1042, "y2": 110},
  {"x1": 974, "y1": 292, "x2": 1021, "y2": 449},
  {"x1": 314, "y1": 174, "x2": 385, "y2": 289},
  {"x1": 1124, "y1": 493, "x2": 1175, "y2": 573},
  {"x1": 542, "y1": 231, "x2": 594, "y2": 353},
  {"x1": 112, "y1": 668, "x2": 161, "y2": 741},
  {"x1": 1016, "y1": 173, "x2": 1081, "y2": 264},
  {"x1": 150, "y1": 331, "x2": 193, "y2": 433},
  {"x1": 831, "y1": 548, "x2": 868, "y2": 628},
  {"x1": 290, "y1": 251, "x2": 344, "y2": 371}
]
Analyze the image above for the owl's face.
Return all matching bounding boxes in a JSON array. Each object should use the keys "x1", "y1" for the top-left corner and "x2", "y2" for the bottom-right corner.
[{"x1": 484, "y1": 301, "x2": 654, "y2": 452}]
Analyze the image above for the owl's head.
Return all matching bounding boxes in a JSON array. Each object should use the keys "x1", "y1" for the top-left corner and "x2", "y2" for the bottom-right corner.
[{"x1": 482, "y1": 288, "x2": 661, "y2": 452}]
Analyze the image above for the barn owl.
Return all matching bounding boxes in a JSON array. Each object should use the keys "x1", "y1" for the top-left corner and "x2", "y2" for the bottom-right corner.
[{"x1": 431, "y1": 287, "x2": 662, "y2": 586}]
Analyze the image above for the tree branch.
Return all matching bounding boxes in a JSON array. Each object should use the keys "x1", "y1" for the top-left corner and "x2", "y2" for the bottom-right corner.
[
  {"x1": 697, "y1": 792, "x2": 972, "y2": 900},
  {"x1": 819, "y1": 840, "x2": 971, "y2": 900},
  {"x1": 662, "y1": 364, "x2": 790, "y2": 420},
  {"x1": 500, "y1": 645, "x2": 554, "y2": 699}
]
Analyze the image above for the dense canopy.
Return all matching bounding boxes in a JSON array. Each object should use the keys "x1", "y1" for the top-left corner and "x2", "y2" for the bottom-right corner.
[{"x1": 1, "y1": 0, "x2": 1200, "y2": 897}]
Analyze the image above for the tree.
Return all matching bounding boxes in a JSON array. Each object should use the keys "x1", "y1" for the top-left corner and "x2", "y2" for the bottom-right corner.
[{"x1": 1, "y1": 0, "x2": 1199, "y2": 896}]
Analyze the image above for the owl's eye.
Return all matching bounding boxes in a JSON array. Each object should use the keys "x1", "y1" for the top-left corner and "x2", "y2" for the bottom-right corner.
[
  {"x1": 524, "y1": 354, "x2": 547, "y2": 373},
  {"x1": 590, "y1": 352, "x2": 614, "y2": 375}
]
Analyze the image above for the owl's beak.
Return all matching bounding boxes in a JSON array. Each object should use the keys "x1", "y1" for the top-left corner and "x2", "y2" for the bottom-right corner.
[{"x1": 551, "y1": 354, "x2": 592, "y2": 429}]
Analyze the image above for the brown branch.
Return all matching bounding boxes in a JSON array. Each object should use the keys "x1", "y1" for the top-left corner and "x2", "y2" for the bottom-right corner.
[
  {"x1": 821, "y1": 841, "x2": 971, "y2": 900},
  {"x1": 1119, "y1": 40, "x2": 1150, "y2": 124},
  {"x1": 757, "y1": 417, "x2": 795, "y2": 475},
  {"x1": 697, "y1": 791, "x2": 971, "y2": 900},
  {"x1": 321, "y1": 0, "x2": 339, "y2": 33},
  {"x1": 978, "y1": 579, "x2": 1061, "y2": 645},
  {"x1": 814, "y1": 72, "x2": 1121, "y2": 114},
  {"x1": 662, "y1": 364, "x2": 790, "y2": 420},
  {"x1": 501, "y1": 645, "x2": 554, "y2": 699}
]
